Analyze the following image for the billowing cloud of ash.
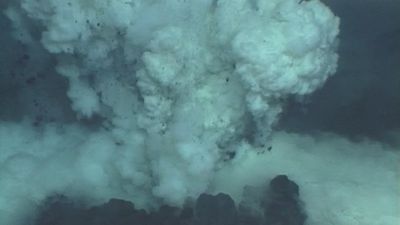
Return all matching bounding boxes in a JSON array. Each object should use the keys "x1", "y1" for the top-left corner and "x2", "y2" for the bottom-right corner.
[{"x1": 0, "y1": 0, "x2": 398, "y2": 225}]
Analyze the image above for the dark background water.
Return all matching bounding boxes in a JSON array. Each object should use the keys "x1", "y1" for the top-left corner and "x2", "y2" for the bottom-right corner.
[{"x1": 279, "y1": 0, "x2": 400, "y2": 145}]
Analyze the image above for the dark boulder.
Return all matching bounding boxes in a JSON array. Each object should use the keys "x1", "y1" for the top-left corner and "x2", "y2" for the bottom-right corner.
[
  {"x1": 195, "y1": 193, "x2": 238, "y2": 225},
  {"x1": 262, "y1": 175, "x2": 307, "y2": 225},
  {"x1": 86, "y1": 198, "x2": 146, "y2": 225}
]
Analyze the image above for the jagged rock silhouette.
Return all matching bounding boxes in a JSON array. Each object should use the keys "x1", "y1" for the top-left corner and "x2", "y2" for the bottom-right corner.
[{"x1": 35, "y1": 175, "x2": 306, "y2": 225}]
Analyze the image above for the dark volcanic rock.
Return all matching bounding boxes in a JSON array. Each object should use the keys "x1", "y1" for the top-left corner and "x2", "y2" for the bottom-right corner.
[
  {"x1": 148, "y1": 205, "x2": 181, "y2": 225},
  {"x1": 195, "y1": 193, "x2": 238, "y2": 225},
  {"x1": 35, "y1": 175, "x2": 307, "y2": 225},
  {"x1": 263, "y1": 175, "x2": 307, "y2": 225},
  {"x1": 269, "y1": 175, "x2": 300, "y2": 198},
  {"x1": 86, "y1": 199, "x2": 145, "y2": 225},
  {"x1": 34, "y1": 195, "x2": 84, "y2": 225},
  {"x1": 35, "y1": 197, "x2": 148, "y2": 225}
]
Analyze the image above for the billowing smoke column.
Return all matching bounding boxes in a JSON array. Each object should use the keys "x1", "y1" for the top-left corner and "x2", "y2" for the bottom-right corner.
[{"x1": 1, "y1": 0, "x2": 339, "y2": 224}]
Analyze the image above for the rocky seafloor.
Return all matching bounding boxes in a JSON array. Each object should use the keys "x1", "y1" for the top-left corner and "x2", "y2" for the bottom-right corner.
[{"x1": 35, "y1": 175, "x2": 306, "y2": 225}]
